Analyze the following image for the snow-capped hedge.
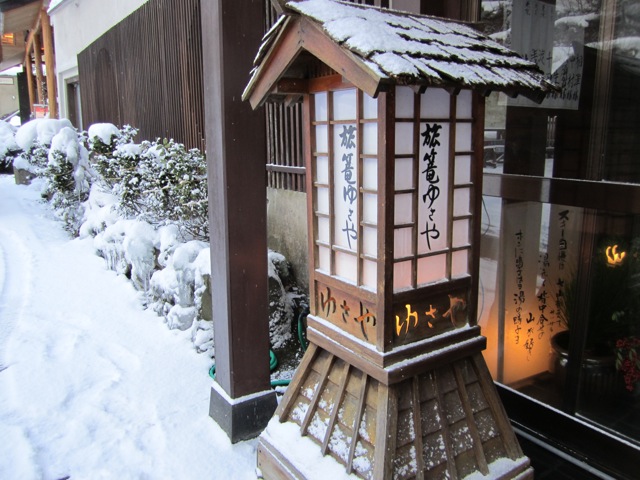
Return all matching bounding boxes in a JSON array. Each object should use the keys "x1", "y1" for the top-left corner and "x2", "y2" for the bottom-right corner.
[{"x1": 4, "y1": 119, "x2": 305, "y2": 361}]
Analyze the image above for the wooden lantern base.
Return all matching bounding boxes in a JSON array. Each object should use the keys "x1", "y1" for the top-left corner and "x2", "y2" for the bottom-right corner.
[{"x1": 257, "y1": 334, "x2": 533, "y2": 479}]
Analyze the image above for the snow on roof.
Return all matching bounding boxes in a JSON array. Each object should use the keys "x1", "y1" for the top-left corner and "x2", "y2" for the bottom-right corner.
[
  {"x1": 288, "y1": 0, "x2": 553, "y2": 89},
  {"x1": 245, "y1": 0, "x2": 557, "y2": 105}
]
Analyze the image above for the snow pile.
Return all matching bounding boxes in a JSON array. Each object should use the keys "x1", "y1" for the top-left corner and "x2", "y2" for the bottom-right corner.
[
  {"x1": 15, "y1": 118, "x2": 73, "y2": 152},
  {"x1": 87, "y1": 122, "x2": 120, "y2": 146},
  {"x1": 0, "y1": 175, "x2": 259, "y2": 479},
  {"x1": 555, "y1": 12, "x2": 600, "y2": 29},
  {"x1": 260, "y1": 417, "x2": 361, "y2": 480},
  {"x1": 87, "y1": 211, "x2": 214, "y2": 354}
]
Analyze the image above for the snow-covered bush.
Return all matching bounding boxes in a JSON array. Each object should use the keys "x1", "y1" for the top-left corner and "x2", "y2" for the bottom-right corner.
[
  {"x1": 13, "y1": 119, "x2": 73, "y2": 178},
  {"x1": 43, "y1": 127, "x2": 94, "y2": 233},
  {"x1": 88, "y1": 123, "x2": 137, "y2": 190},
  {"x1": 0, "y1": 120, "x2": 19, "y2": 169},
  {"x1": 269, "y1": 251, "x2": 301, "y2": 349},
  {"x1": 6, "y1": 119, "x2": 92, "y2": 231},
  {"x1": 88, "y1": 215, "x2": 217, "y2": 356},
  {"x1": 87, "y1": 124, "x2": 208, "y2": 241},
  {"x1": 8, "y1": 119, "x2": 307, "y2": 365},
  {"x1": 147, "y1": 139, "x2": 208, "y2": 240}
]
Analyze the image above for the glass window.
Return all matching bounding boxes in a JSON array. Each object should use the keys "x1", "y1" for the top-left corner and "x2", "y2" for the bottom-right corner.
[{"x1": 480, "y1": 0, "x2": 640, "y2": 447}]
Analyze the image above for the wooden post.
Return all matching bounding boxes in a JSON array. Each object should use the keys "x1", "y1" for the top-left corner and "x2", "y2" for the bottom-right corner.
[
  {"x1": 33, "y1": 34, "x2": 45, "y2": 105},
  {"x1": 200, "y1": 0, "x2": 276, "y2": 442},
  {"x1": 41, "y1": 9, "x2": 58, "y2": 118},
  {"x1": 24, "y1": 58, "x2": 35, "y2": 116},
  {"x1": 17, "y1": 71, "x2": 32, "y2": 124}
]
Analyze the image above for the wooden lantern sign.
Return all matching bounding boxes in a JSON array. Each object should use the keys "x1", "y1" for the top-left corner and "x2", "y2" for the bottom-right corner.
[{"x1": 244, "y1": 1, "x2": 556, "y2": 479}]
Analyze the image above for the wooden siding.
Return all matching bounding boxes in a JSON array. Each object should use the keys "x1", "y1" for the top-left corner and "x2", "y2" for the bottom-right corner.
[
  {"x1": 78, "y1": 0, "x2": 205, "y2": 151},
  {"x1": 264, "y1": 0, "x2": 306, "y2": 192},
  {"x1": 262, "y1": 0, "x2": 383, "y2": 193},
  {"x1": 77, "y1": 0, "x2": 386, "y2": 190}
]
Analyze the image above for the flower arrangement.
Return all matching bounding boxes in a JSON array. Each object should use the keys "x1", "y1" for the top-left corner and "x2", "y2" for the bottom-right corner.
[
  {"x1": 615, "y1": 336, "x2": 640, "y2": 392},
  {"x1": 613, "y1": 237, "x2": 640, "y2": 392}
]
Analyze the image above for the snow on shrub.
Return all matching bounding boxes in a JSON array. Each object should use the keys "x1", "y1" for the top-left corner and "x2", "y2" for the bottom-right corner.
[
  {"x1": 8, "y1": 119, "x2": 305, "y2": 361},
  {"x1": 87, "y1": 123, "x2": 121, "y2": 152},
  {"x1": 43, "y1": 127, "x2": 95, "y2": 233},
  {"x1": 123, "y1": 220, "x2": 158, "y2": 292},
  {"x1": 94, "y1": 219, "x2": 138, "y2": 276},
  {"x1": 268, "y1": 251, "x2": 307, "y2": 350},
  {"x1": 88, "y1": 125, "x2": 208, "y2": 241},
  {"x1": 78, "y1": 187, "x2": 119, "y2": 238},
  {"x1": 13, "y1": 118, "x2": 73, "y2": 176},
  {"x1": 0, "y1": 120, "x2": 19, "y2": 168}
]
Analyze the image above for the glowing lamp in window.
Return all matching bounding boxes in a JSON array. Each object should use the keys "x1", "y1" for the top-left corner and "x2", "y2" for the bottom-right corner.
[{"x1": 606, "y1": 244, "x2": 626, "y2": 267}]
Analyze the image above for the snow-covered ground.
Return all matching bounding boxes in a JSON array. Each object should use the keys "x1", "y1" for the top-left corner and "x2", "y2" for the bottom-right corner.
[{"x1": 0, "y1": 174, "x2": 258, "y2": 479}]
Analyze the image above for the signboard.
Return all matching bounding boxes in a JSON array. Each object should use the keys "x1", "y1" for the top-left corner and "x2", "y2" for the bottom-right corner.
[
  {"x1": 34, "y1": 104, "x2": 49, "y2": 118},
  {"x1": 510, "y1": 0, "x2": 583, "y2": 110},
  {"x1": 316, "y1": 281, "x2": 377, "y2": 344},
  {"x1": 501, "y1": 202, "x2": 582, "y2": 384}
]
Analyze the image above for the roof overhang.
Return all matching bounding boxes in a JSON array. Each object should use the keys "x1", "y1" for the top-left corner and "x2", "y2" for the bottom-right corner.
[
  {"x1": 0, "y1": 0, "x2": 42, "y2": 71},
  {"x1": 244, "y1": 15, "x2": 390, "y2": 109},
  {"x1": 243, "y1": 0, "x2": 559, "y2": 109}
]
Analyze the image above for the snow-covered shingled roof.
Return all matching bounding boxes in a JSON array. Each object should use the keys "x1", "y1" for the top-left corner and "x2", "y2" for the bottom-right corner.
[{"x1": 243, "y1": 0, "x2": 558, "y2": 107}]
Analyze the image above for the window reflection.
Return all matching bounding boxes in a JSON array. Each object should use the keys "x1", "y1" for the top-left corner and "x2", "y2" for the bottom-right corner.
[
  {"x1": 481, "y1": 0, "x2": 640, "y2": 183},
  {"x1": 479, "y1": 196, "x2": 640, "y2": 442},
  {"x1": 480, "y1": 0, "x2": 640, "y2": 446}
]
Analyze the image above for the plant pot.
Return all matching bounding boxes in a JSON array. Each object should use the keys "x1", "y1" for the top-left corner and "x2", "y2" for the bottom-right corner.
[{"x1": 550, "y1": 330, "x2": 619, "y2": 398}]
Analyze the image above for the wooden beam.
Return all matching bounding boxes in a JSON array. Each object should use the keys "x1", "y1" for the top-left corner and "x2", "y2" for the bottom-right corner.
[
  {"x1": 245, "y1": 16, "x2": 304, "y2": 109},
  {"x1": 32, "y1": 34, "x2": 44, "y2": 104},
  {"x1": 23, "y1": 6, "x2": 42, "y2": 66},
  {"x1": 274, "y1": 77, "x2": 308, "y2": 94},
  {"x1": 307, "y1": 74, "x2": 354, "y2": 93},
  {"x1": 41, "y1": 8, "x2": 58, "y2": 118},
  {"x1": 24, "y1": 57, "x2": 35, "y2": 114},
  {"x1": 283, "y1": 93, "x2": 302, "y2": 107},
  {"x1": 299, "y1": 17, "x2": 383, "y2": 98},
  {"x1": 245, "y1": 16, "x2": 385, "y2": 108},
  {"x1": 201, "y1": 0, "x2": 276, "y2": 441}
]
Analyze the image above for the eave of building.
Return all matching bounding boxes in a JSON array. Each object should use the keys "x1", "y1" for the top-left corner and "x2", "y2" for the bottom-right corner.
[{"x1": 0, "y1": 0, "x2": 43, "y2": 71}]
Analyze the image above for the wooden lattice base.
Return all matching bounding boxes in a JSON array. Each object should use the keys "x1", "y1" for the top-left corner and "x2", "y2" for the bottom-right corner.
[{"x1": 258, "y1": 343, "x2": 533, "y2": 480}]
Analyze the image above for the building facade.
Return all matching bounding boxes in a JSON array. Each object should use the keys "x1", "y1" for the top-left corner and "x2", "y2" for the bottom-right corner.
[
  {"x1": 48, "y1": 0, "x2": 640, "y2": 476},
  {"x1": 49, "y1": 0, "x2": 149, "y2": 128}
]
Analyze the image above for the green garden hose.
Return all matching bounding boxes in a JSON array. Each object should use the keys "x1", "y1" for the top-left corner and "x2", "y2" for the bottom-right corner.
[{"x1": 207, "y1": 307, "x2": 309, "y2": 388}]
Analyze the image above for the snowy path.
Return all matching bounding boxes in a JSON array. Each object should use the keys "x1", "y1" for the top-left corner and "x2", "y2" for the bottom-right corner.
[{"x1": 0, "y1": 175, "x2": 257, "y2": 480}]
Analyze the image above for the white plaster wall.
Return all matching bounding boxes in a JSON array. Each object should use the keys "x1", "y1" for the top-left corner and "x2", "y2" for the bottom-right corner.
[
  {"x1": 0, "y1": 76, "x2": 19, "y2": 117},
  {"x1": 49, "y1": 0, "x2": 149, "y2": 119}
]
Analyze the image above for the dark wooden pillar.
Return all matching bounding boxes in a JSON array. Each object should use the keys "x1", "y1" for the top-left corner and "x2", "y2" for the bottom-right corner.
[
  {"x1": 17, "y1": 70, "x2": 32, "y2": 123},
  {"x1": 200, "y1": 0, "x2": 276, "y2": 443}
]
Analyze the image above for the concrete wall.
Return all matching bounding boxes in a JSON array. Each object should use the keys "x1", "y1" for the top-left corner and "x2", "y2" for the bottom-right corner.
[
  {"x1": 49, "y1": 0, "x2": 149, "y2": 121},
  {"x1": 267, "y1": 188, "x2": 309, "y2": 292}
]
